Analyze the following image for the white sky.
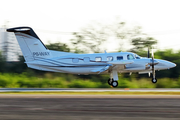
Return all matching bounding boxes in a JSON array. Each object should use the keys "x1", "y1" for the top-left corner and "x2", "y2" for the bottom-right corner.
[{"x1": 1, "y1": 0, "x2": 180, "y2": 52}]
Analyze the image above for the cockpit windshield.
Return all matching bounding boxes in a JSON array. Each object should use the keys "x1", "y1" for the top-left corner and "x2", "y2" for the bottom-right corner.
[
  {"x1": 134, "y1": 54, "x2": 141, "y2": 59},
  {"x1": 127, "y1": 54, "x2": 135, "y2": 60}
]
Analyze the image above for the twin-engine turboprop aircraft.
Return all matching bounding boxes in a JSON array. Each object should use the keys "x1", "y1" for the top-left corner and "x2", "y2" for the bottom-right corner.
[{"x1": 7, "y1": 27, "x2": 176, "y2": 87}]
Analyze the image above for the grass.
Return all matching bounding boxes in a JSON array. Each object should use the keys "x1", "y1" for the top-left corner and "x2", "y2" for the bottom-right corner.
[{"x1": 0, "y1": 72, "x2": 180, "y2": 88}]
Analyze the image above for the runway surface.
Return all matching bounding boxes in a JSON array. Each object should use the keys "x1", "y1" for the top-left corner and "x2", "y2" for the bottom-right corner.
[
  {"x1": 0, "y1": 88, "x2": 180, "y2": 119},
  {"x1": 1, "y1": 88, "x2": 180, "y2": 92},
  {"x1": 0, "y1": 97, "x2": 180, "y2": 120}
]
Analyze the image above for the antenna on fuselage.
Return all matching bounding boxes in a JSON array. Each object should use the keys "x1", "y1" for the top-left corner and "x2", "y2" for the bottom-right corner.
[{"x1": 104, "y1": 50, "x2": 107, "y2": 53}]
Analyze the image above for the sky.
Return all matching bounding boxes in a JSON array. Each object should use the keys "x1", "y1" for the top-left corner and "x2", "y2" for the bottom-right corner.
[{"x1": 1, "y1": 0, "x2": 180, "y2": 52}]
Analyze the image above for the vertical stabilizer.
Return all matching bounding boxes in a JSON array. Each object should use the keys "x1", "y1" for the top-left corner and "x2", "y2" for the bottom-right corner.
[{"x1": 7, "y1": 27, "x2": 51, "y2": 62}]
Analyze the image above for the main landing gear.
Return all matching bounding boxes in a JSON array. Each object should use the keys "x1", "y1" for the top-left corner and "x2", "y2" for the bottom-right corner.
[
  {"x1": 108, "y1": 78, "x2": 118, "y2": 87},
  {"x1": 108, "y1": 70, "x2": 119, "y2": 88}
]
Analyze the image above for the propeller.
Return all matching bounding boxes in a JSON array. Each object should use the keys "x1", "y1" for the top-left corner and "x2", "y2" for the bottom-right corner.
[
  {"x1": 147, "y1": 47, "x2": 150, "y2": 58},
  {"x1": 151, "y1": 49, "x2": 155, "y2": 80}
]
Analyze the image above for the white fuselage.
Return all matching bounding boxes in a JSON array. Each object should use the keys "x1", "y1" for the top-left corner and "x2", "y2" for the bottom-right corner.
[{"x1": 26, "y1": 52, "x2": 176, "y2": 74}]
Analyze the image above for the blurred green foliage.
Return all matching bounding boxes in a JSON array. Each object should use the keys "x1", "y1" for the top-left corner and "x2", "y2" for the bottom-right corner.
[
  {"x1": 131, "y1": 37, "x2": 157, "y2": 52},
  {"x1": 0, "y1": 73, "x2": 179, "y2": 88},
  {"x1": 46, "y1": 42, "x2": 70, "y2": 52}
]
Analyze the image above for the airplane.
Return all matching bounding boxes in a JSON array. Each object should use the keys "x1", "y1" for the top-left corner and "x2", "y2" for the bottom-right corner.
[{"x1": 7, "y1": 27, "x2": 176, "y2": 87}]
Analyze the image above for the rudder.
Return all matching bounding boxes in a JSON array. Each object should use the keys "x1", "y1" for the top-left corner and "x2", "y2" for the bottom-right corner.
[{"x1": 7, "y1": 27, "x2": 51, "y2": 62}]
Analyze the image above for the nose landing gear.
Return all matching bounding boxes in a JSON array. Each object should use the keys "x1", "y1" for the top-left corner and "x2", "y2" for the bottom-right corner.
[
  {"x1": 148, "y1": 48, "x2": 158, "y2": 84},
  {"x1": 152, "y1": 78, "x2": 157, "y2": 83}
]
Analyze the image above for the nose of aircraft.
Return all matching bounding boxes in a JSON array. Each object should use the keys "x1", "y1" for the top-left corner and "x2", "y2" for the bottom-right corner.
[
  {"x1": 161, "y1": 60, "x2": 176, "y2": 68},
  {"x1": 168, "y1": 62, "x2": 176, "y2": 68},
  {"x1": 155, "y1": 59, "x2": 176, "y2": 70}
]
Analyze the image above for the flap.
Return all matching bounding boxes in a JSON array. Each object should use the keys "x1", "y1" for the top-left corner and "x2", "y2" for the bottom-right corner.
[
  {"x1": 139, "y1": 71, "x2": 152, "y2": 74},
  {"x1": 91, "y1": 65, "x2": 111, "y2": 74}
]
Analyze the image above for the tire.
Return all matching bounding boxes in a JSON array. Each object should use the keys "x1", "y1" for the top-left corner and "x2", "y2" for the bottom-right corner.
[
  {"x1": 108, "y1": 78, "x2": 113, "y2": 85},
  {"x1": 112, "y1": 81, "x2": 118, "y2": 87},
  {"x1": 152, "y1": 78, "x2": 157, "y2": 83}
]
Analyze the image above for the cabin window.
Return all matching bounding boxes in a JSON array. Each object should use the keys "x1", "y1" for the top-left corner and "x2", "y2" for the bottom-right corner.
[
  {"x1": 107, "y1": 56, "x2": 113, "y2": 61},
  {"x1": 117, "y1": 56, "x2": 123, "y2": 60},
  {"x1": 84, "y1": 57, "x2": 90, "y2": 62},
  {"x1": 72, "y1": 58, "x2": 79, "y2": 63},
  {"x1": 95, "y1": 57, "x2": 102, "y2": 62},
  {"x1": 127, "y1": 54, "x2": 135, "y2": 60}
]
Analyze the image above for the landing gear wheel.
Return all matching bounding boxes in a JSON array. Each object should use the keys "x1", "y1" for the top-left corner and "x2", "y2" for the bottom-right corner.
[
  {"x1": 108, "y1": 78, "x2": 113, "y2": 85},
  {"x1": 112, "y1": 81, "x2": 118, "y2": 87},
  {"x1": 152, "y1": 78, "x2": 157, "y2": 83}
]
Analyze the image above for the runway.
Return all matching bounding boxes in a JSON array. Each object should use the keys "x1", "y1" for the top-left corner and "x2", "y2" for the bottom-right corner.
[
  {"x1": 1, "y1": 88, "x2": 180, "y2": 92},
  {"x1": 0, "y1": 97, "x2": 180, "y2": 120},
  {"x1": 0, "y1": 88, "x2": 180, "y2": 119}
]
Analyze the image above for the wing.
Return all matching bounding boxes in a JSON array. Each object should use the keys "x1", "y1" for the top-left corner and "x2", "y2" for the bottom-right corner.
[
  {"x1": 91, "y1": 60, "x2": 134, "y2": 74},
  {"x1": 91, "y1": 65, "x2": 111, "y2": 74},
  {"x1": 107, "y1": 60, "x2": 134, "y2": 65}
]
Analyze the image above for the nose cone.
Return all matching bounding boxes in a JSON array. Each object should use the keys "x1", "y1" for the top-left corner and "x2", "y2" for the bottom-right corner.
[
  {"x1": 157, "y1": 59, "x2": 176, "y2": 69},
  {"x1": 168, "y1": 62, "x2": 176, "y2": 68}
]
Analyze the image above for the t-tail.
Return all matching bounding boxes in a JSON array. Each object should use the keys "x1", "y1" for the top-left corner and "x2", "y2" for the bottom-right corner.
[{"x1": 7, "y1": 27, "x2": 51, "y2": 62}]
